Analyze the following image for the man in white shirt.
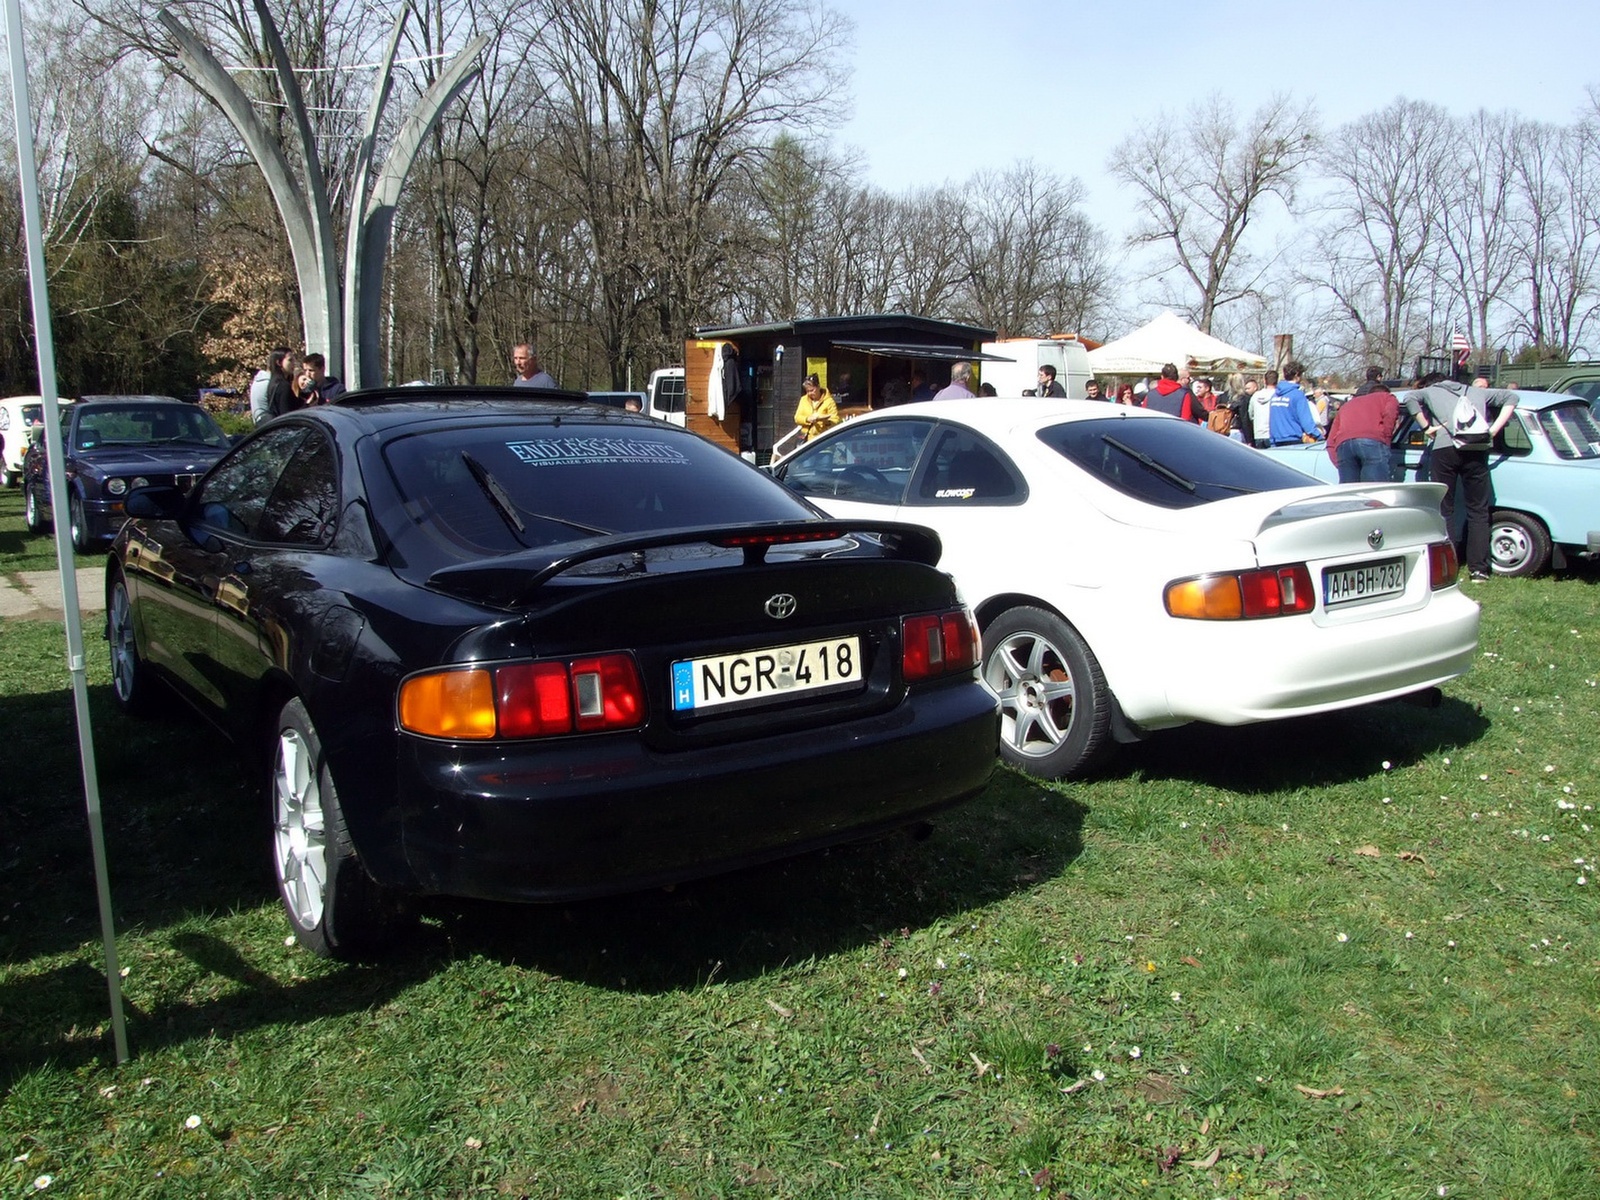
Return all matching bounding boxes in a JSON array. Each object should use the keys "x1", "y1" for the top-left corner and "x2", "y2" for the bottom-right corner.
[{"x1": 1249, "y1": 370, "x2": 1278, "y2": 448}]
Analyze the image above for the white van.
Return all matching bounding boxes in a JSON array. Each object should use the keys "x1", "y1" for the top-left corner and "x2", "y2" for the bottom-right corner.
[
  {"x1": 978, "y1": 338, "x2": 1093, "y2": 398},
  {"x1": 647, "y1": 367, "x2": 687, "y2": 426}
]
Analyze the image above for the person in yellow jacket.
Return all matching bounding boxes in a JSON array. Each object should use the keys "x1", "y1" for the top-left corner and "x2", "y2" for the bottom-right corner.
[{"x1": 794, "y1": 374, "x2": 839, "y2": 441}]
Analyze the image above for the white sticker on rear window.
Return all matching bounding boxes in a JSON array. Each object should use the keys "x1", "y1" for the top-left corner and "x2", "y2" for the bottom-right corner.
[{"x1": 505, "y1": 438, "x2": 689, "y2": 466}]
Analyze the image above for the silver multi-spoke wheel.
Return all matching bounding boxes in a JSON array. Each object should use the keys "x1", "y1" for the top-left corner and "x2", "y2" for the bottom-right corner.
[
  {"x1": 1488, "y1": 510, "x2": 1550, "y2": 577},
  {"x1": 109, "y1": 581, "x2": 139, "y2": 704},
  {"x1": 274, "y1": 725, "x2": 329, "y2": 933},
  {"x1": 988, "y1": 630, "x2": 1078, "y2": 760},
  {"x1": 271, "y1": 698, "x2": 399, "y2": 959},
  {"x1": 980, "y1": 606, "x2": 1111, "y2": 780}
]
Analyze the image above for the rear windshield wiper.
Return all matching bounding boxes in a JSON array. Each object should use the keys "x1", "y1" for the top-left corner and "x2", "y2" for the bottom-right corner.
[
  {"x1": 1102, "y1": 435, "x2": 1197, "y2": 493},
  {"x1": 459, "y1": 451, "x2": 612, "y2": 538}
]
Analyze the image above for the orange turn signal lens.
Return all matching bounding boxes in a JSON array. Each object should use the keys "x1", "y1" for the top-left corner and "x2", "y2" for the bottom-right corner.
[
  {"x1": 399, "y1": 668, "x2": 497, "y2": 739},
  {"x1": 1165, "y1": 575, "x2": 1244, "y2": 620}
]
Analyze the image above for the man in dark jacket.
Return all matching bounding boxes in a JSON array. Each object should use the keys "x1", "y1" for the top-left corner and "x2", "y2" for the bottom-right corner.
[{"x1": 1142, "y1": 363, "x2": 1195, "y2": 420}]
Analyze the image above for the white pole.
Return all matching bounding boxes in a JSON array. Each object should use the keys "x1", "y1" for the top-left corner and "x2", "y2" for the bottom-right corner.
[{"x1": 3, "y1": 0, "x2": 129, "y2": 1063}]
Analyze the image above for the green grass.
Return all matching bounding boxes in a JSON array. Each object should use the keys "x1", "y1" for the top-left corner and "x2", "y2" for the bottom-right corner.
[{"x1": 3, "y1": 482, "x2": 1598, "y2": 1198}]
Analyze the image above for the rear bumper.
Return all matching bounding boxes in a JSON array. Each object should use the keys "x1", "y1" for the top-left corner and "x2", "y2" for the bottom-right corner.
[
  {"x1": 1156, "y1": 588, "x2": 1481, "y2": 726},
  {"x1": 394, "y1": 679, "x2": 999, "y2": 901}
]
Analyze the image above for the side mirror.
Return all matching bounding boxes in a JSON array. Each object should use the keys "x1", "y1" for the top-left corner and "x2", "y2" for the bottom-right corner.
[{"x1": 124, "y1": 484, "x2": 188, "y2": 520}]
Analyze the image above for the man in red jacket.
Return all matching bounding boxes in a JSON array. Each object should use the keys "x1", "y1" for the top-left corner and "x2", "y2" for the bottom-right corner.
[{"x1": 1325, "y1": 367, "x2": 1399, "y2": 482}]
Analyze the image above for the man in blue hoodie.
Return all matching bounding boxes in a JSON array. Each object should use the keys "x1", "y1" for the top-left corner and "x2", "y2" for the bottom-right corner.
[{"x1": 1267, "y1": 360, "x2": 1322, "y2": 445}]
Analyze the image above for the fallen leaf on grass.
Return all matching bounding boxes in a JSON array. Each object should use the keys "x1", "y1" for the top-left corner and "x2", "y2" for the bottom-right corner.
[
  {"x1": 765, "y1": 998, "x2": 792, "y2": 1018},
  {"x1": 970, "y1": 1052, "x2": 994, "y2": 1077},
  {"x1": 1183, "y1": 1147, "x2": 1221, "y2": 1169},
  {"x1": 1181, "y1": 956, "x2": 1203, "y2": 969},
  {"x1": 909, "y1": 1043, "x2": 934, "y2": 1074},
  {"x1": 1396, "y1": 851, "x2": 1436, "y2": 877},
  {"x1": 1059, "y1": 1079, "x2": 1089, "y2": 1095},
  {"x1": 1354, "y1": 845, "x2": 1381, "y2": 857},
  {"x1": 1294, "y1": 1084, "x2": 1346, "y2": 1099}
]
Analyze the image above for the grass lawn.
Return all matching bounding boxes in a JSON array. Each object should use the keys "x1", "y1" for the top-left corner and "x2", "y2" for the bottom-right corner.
[{"x1": 2, "y1": 482, "x2": 1597, "y2": 1198}]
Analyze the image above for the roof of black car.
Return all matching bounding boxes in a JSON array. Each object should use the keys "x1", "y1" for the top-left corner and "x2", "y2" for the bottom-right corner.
[
  {"x1": 76, "y1": 395, "x2": 189, "y2": 405},
  {"x1": 313, "y1": 386, "x2": 660, "y2": 434}
]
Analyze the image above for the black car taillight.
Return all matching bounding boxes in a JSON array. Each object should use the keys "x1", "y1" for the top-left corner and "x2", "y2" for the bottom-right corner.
[
  {"x1": 1428, "y1": 541, "x2": 1459, "y2": 588},
  {"x1": 400, "y1": 653, "x2": 645, "y2": 740},
  {"x1": 902, "y1": 608, "x2": 980, "y2": 681},
  {"x1": 1165, "y1": 565, "x2": 1317, "y2": 620}
]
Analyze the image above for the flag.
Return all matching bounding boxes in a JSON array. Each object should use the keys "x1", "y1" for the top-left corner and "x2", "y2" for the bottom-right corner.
[{"x1": 1451, "y1": 328, "x2": 1470, "y2": 367}]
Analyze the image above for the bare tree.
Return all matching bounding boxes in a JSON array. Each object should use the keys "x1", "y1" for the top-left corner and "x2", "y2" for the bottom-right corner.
[
  {"x1": 1108, "y1": 92, "x2": 1319, "y2": 332},
  {"x1": 1311, "y1": 98, "x2": 1453, "y2": 373},
  {"x1": 524, "y1": 0, "x2": 850, "y2": 385},
  {"x1": 1434, "y1": 109, "x2": 1521, "y2": 351},
  {"x1": 1506, "y1": 116, "x2": 1600, "y2": 358}
]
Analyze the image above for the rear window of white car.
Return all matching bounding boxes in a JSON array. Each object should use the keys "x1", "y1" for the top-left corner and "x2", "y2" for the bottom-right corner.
[{"x1": 1038, "y1": 417, "x2": 1318, "y2": 509}]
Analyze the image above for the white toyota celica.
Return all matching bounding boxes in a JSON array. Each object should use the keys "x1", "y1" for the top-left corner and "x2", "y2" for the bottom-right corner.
[{"x1": 773, "y1": 398, "x2": 1481, "y2": 779}]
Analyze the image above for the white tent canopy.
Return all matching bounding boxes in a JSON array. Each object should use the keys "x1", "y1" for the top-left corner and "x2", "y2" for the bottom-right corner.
[{"x1": 1087, "y1": 311, "x2": 1268, "y2": 376}]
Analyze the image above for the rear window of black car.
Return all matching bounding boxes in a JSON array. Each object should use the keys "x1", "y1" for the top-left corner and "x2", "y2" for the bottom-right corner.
[
  {"x1": 381, "y1": 422, "x2": 817, "y2": 559},
  {"x1": 1037, "y1": 416, "x2": 1319, "y2": 508}
]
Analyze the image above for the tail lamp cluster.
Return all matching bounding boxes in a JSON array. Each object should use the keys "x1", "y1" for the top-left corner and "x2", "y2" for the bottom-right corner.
[
  {"x1": 902, "y1": 609, "x2": 979, "y2": 680},
  {"x1": 400, "y1": 653, "x2": 644, "y2": 740},
  {"x1": 1164, "y1": 542, "x2": 1459, "y2": 621}
]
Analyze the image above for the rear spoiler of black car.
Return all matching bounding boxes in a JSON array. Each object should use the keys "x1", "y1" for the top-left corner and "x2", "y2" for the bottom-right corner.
[{"x1": 426, "y1": 520, "x2": 943, "y2": 608}]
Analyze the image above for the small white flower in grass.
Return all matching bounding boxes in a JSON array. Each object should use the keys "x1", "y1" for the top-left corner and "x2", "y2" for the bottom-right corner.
[
  {"x1": 33, "y1": 1176, "x2": 51, "y2": 1191},
  {"x1": 897, "y1": 968, "x2": 907, "y2": 979},
  {"x1": 185, "y1": 1115, "x2": 202, "y2": 1130},
  {"x1": 1336, "y1": 932, "x2": 1348, "y2": 943},
  {"x1": 1447, "y1": 940, "x2": 1457, "y2": 948},
  {"x1": 1576, "y1": 858, "x2": 1587, "y2": 865},
  {"x1": 1443, "y1": 757, "x2": 1451, "y2": 765},
  {"x1": 1382, "y1": 760, "x2": 1392, "y2": 770},
  {"x1": 1083, "y1": 1044, "x2": 1093, "y2": 1052},
  {"x1": 1513, "y1": 706, "x2": 1521, "y2": 712},
  {"x1": 1382, "y1": 797, "x2": 1392, "y2": 805},
  {"x1": 1091, "y1": 1069, "x2": 1105, "y2": 1081},
  {"x1": 1542, "y1": 835, "x2": 1552, "y2": 843},
  {"x1": 1405, "y1": 931, "x2": 1414, "y2": 939},
  {"x1": 1179, "y1": 1064, "x2": 1190, "y2": 1075},
  {"x1": 1564, "y1": 786, "x2": 1574, "y2": 794},
  {"x1": 99, "y1": 1085, "x2": 116, "y2": 1098},
  {"x1": 13, "y1": 1153, "x2": 28, "y2": 1163},
  {"x1": 1479, "y1": 774, "x2": 1489, "y2": 781},
  {"x1": 464, "y1": 1137, "x2": 483, "y2": 1150},
  {"x1": 119, "y1": 967, "x2": 129, "y2": 978},
  {"x1": 935, "y1": 958, "x2": 946, "y2": 969},
  {"x1": 1171, "y1": 991, "x2": 1182, "y2": 1002},
  {"x1": 1578, "y1": 877, "x2": 1589, "y2": 886},
  {"x1": 1546, "y1": 765, "x2": 1556, "y2": 773},
  {"x1": 284, "y1": 936, "x2": 295, "y2": 947},
  {"x1": 1129, "y1": 1046, "x2": 1141, "y2": 1059}
]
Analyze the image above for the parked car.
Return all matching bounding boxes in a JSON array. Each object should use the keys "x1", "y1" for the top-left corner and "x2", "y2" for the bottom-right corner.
[
  {"x1": 107, "y1": 387, "x2": 997, "y2": 958},
  {"x1": 771, "y1": 398, "x2": 1480, "y2": 780},
  {"x1": 1260, "y1": 390, "x2": 1600, "y2": 576},
  {"x1": 23, "y1": 395, "x2": 233, "y2": 552},
  {"x1": 585, "y1": 390, "x2": 648, "y2": 412},
  {"x1": 0, "y1": 395, "x2": 75, "y2": 488}
]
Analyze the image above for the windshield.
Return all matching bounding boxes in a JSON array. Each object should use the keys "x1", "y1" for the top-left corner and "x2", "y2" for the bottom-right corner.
[
  {"x1": 1536, "y1": 402, "x2": 1600, "y2": 459},
  {"x1": 381, "y1": 422, "x2": 818, "y2": 562},
  {"x1": 1038, "y1": 416, "x2": 1320, "y2": 508},
  {"x1": 73, "y1": 404, "x2": 230, "y2": 452}
]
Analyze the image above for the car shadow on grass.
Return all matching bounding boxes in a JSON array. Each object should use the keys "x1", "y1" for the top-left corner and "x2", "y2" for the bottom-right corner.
[
  {"x1": 405, "y1": 767, "x2": 1084, "y2": 995},
  {"x1": 1110, "y1": 694, "x2": 1490, "y2": 793}
]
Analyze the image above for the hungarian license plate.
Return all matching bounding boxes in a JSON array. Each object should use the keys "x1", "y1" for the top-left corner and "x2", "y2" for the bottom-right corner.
[
  {"x1": 671, "y1": 636, "x2": 862, "y2": 712},
  {"x1": 1323, "y1": 557, "x2": 1405, "y2": 606}
]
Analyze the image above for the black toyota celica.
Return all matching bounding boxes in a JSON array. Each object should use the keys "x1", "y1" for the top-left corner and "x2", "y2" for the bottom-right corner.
[{"x1": 105, "y1": 387, "x2": 998, "y2": 958}]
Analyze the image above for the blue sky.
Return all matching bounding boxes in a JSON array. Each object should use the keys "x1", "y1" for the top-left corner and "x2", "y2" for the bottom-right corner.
[{"x1": 836, "y1": 0, "x2": 1600, "y2": 239}]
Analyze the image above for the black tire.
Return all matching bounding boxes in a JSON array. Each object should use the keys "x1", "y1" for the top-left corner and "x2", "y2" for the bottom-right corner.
[
  {"x1": 271, "y1": 698, "x2": 402, "y2": 960},
  {"x1": 981, "y1": 606, "x2": 1112, "y2": 780},
  {"x1": 69, "y1": 493, "x2": 98, "y2": 555},
  {"x1": 23, "y1": 481, "x2": 47, "y2": 533},
  {"x1": 107, "y1": 570, "x2": 159, "y2": 717},
  {"x1": 1489, "y1": 510, "x2": 1551, "y2": 577}
]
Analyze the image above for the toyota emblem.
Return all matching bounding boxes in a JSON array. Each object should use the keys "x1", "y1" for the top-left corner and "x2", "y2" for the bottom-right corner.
[
  {"x1": 1367, "y1": 528, "x2": 1385, "y2": 550},
  {"x1": 765, "y1": 593, "x2": 797, "y2": 619}
]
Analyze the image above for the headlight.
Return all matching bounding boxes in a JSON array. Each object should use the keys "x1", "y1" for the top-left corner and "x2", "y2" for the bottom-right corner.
[
  {"x1": 132, "y1": 476, "x2": 149, "y2": 490},
  {"x1": 107, "y1": 478, "x2": 127, "y2": 496}
]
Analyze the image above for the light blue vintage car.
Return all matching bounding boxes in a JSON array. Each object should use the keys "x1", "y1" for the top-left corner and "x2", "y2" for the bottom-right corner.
[{"x1": 1260, "y1": 391, "x2": 1600, "y2": 576}]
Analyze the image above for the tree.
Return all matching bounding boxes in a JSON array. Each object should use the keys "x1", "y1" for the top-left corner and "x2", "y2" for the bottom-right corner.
[
  {"x1": 1311, "y1": 98, "x2": 1453, "y2": 373},
  {"x1": 1108, "y1": 93, "x2": 1319, "y2": 332}
]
